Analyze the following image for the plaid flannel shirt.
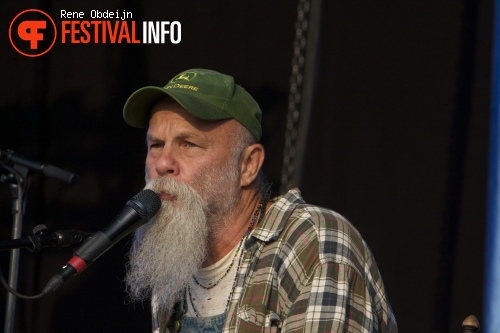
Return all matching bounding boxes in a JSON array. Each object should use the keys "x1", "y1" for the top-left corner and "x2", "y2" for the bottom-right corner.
[{"x1": 154, "y1": 188, "x2": 398, "y2": 333}]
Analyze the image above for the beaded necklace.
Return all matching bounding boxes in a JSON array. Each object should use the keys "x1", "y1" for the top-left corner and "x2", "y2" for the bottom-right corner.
[
  {"x1": 187, "y1": 192, "x2": 269, "y2": 318},
  {"x1": 191, "y1": 232, "x2": 245, "y2": 290}
]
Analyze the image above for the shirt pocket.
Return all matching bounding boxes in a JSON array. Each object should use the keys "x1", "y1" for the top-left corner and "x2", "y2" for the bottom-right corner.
[{"x1": 237, "y1": 307, "x2": 282, "y2": 333}]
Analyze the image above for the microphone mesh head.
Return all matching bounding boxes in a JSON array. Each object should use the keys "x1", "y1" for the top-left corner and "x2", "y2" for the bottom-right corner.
[{"x1": 126, "y1": 189, "x2": 161, "y2": 220}]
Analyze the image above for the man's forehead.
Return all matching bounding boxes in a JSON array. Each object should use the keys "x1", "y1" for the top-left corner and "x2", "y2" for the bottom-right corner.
[{"x1": 147, "y1": 108, "x2": 237, "y2": 140}]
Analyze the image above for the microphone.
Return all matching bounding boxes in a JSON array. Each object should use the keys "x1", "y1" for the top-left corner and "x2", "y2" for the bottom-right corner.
[{"x1": 42, "y1": 189, "x2": 161, "y2": 294}]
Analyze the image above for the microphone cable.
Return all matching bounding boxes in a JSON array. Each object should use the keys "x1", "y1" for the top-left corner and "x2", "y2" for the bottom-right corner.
[{"x1": 0, "y1": 264, "x2": 46, "y2": 299}]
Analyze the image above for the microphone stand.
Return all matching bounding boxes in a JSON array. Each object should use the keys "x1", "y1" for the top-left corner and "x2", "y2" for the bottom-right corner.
[
  {"x1": 0, "y1": 150, "x2": 78, "y2": 333},
  {"x1": 1, "y1": 163, "x2": 28, "y2": 333}
]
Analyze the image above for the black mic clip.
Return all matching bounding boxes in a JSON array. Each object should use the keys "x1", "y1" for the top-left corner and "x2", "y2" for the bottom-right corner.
[{"x1": 24, "y1": 224, "x2": 93, "y2": 253}]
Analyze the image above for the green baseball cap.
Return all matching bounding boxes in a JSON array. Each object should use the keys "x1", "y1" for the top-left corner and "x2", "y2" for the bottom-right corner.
[{"x1": 123, "y1": 68, "x2": 263, "y2": 141}]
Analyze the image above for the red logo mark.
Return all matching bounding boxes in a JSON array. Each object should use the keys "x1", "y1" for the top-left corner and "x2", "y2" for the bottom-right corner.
[{"x1": 9, "y1": 9, "x2": 57, "y2": 57}]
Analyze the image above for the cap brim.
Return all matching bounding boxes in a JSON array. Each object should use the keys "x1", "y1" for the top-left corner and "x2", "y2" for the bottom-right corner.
[
  {"x1": 123, "y1": 87, "x2": 170, "y2": 128},
  {"x1": 123, "y1": 86, "x2": 235, "y2": 128}
]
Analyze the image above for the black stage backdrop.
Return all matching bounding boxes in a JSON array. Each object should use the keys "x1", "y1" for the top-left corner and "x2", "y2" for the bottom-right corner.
[{"x1": 0, "y1": 1, "x2": 492, "y2": 333}]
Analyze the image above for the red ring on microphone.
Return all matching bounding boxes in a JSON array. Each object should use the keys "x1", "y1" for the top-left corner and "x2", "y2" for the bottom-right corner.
[{"x1": 68, "y1": 256, "x2": 87, "y2": 273}]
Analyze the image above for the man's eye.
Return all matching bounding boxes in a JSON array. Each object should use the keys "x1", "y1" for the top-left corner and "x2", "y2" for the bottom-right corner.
[
  {"x1": 149, "y1": 143, "x2": 163, "y2": 150},
  {"x1": 185, "y1": 141, "x2": 197, "y2": 148}
]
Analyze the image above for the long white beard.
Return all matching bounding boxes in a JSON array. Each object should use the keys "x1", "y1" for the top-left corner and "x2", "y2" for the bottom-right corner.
[
  {"x1": 125, "y1": 157, "x2": 242, "y2": 312},
  {"x1": 125, "y1": 177, "x2": 208, "y2": 312}
]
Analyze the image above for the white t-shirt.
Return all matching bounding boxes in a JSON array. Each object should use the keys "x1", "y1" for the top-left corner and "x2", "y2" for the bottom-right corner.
[{"x1": 185, "y1": 241, "x2": 241, "y2": 317}]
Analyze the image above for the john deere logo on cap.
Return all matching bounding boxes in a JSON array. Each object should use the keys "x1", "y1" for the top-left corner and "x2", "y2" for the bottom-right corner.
[
  {"x1": 165, "y1": 71, "x2": 200, "y2": 91},
  {"x1": 171, "y1": 72, "x2": 197, "y2": 83}
]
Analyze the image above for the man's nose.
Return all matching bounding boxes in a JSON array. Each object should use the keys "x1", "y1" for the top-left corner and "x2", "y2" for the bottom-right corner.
[{"x1": 154, "y1": 147, "x2": 180, "y2": 177}]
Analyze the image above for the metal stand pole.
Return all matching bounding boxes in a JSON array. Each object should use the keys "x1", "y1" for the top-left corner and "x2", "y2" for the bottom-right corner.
[{"x1": 3, "y1": 165, "x2": 28, "y2": 333}]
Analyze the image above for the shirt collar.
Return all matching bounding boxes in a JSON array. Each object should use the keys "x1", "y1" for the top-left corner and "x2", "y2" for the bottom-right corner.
[{"x1": 250, "y1": 188, "x2": 305, "y2": 243}]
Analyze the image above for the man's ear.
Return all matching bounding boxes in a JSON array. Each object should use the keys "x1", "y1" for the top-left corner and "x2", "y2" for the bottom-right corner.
[{"x1": 240, "y1": 144, "x2": 265, "y2": 187}]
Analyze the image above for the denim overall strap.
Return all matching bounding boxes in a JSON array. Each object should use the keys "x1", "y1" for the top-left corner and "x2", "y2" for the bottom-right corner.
[{"x1": 179, "y1": 313, "x2": 227, "y2": 333}]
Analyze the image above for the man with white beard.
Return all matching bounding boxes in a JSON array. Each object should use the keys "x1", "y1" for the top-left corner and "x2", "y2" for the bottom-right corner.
[{"x1": 122, "y1": 69, "x2": 398, "y2": 333}]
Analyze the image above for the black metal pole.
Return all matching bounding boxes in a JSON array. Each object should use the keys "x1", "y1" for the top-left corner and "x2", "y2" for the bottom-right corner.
[{"x1": 3, "y1": 165, "x2": 28, "y2": 333}]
